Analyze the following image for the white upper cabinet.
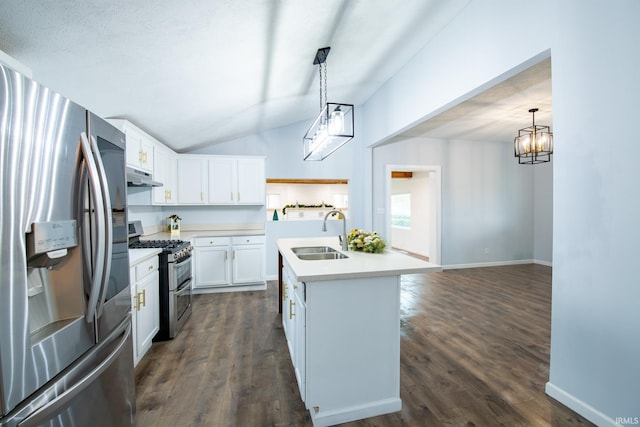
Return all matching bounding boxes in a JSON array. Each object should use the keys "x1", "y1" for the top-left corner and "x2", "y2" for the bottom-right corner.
[
  {"x1": 208, "y1": 157, "x2": 235, "y2": 204},
  {"x1": 108, "y1": 119, "x2": 154, "y2": 173},
  {"x1": 237, "y1": 158, "x2": 265, "y2": 205},
  {"x1": 177, "y1": 156, "x2": 208, "y2": 204},
  {"x1": 208, "y1": 157, "x2": 264, "y2": 205},
  {"x1": 153, "y1": 145, "x2": 177, "y2": 205}
]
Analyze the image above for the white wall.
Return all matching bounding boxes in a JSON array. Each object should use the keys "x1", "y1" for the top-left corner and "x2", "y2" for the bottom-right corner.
[
  {"x1": 374, "y1": 137, "x2": 535, "y2": 267},
  {"x1": 545, "y1": 1, "x2": 640, "y2": 423}
]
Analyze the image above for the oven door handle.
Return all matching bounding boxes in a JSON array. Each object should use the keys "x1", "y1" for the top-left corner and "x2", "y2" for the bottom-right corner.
[
  {"x1": 173, "y1": 255, "x2": 192, "y2": 269},
  {"x1": 175, "y1": 279, "x2": 192, "y2": 296}
]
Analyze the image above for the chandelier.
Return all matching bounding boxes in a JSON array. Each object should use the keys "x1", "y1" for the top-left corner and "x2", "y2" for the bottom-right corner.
[
  {"x1": 303, "y1": 47, "x2": 354, "y2": 161},
  {"x1": 514, "y1": 108, "x2": 553, "y2": 164}
]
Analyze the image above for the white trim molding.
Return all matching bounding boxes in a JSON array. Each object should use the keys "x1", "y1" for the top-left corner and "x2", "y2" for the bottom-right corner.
[{"x1": 545, "y1": 382, "x2": 617, "y2": 427}]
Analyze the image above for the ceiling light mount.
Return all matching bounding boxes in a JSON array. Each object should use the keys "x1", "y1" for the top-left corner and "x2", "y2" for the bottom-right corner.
[
  {"x1": 303, "y1": 47, "x2": 354, "y2": 161},
  {"x1": 514, "y1": 108, "x2": 553, "y2": 164}
]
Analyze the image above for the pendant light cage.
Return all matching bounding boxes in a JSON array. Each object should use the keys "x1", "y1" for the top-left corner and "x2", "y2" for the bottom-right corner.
[
  {"x1": 514, "y1": 108, "x2": 553, "y2": 164},
  {"x1": 303, "y1": 47, "x2": 355, "y2": 161}
]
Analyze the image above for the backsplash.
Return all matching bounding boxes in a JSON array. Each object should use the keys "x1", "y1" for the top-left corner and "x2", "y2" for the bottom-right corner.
[{"x1": 128, "y1": 204, "x2": 265, "y2": 235}]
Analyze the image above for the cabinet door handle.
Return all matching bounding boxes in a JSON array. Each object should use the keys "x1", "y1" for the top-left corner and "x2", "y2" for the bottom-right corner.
[
  {"x1": 232, "y1": 250, "x2": 236, "y2": 259},
  {"x1": 139, "y1": 289, "x2": 146, "y2": 309},
  {"x1": 289, "y1": 299, "x2": 295, "y2": 319},
  {"x1": 282, "y1": 281, "x2": 287, "y2": 300},
  {"x1": 293, "y1": 284, "x2": 298, "y2": 290},
  {"x1": 148, "y1": 264, "x2": 153, "y2": 271},
  {"x1": 224, "y1": 250, "x2": 228, "y2": 260},
  {"x1": 230, "y1": 191, "x2": 234, "y2": 201},
  {"x1": 237, "y1": 192, "x2": 240, "y2": 202}
]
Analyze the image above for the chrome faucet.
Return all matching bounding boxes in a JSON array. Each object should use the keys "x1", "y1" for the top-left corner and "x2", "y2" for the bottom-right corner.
[{"x1": 322, "y1": 210, "x2": 348, "y2": 251}]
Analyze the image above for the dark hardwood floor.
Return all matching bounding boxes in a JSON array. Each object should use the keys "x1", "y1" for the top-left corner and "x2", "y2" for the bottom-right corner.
[{"x1": 134, "y1": 264, "x2": 595, "y2": 426}]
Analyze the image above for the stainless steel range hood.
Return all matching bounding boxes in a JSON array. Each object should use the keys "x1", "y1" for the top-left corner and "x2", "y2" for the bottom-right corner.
[{"x1": 126, "y1": 166, "x2": 163, "y2": 187}]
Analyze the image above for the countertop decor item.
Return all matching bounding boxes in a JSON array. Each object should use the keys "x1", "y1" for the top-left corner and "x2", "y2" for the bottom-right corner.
[
  {"x1": 347, "y1": 229, "x2": 386, "y2": 253},
  {"x1": 167, "y1": 214, "x2": 181, "y2": 235}
]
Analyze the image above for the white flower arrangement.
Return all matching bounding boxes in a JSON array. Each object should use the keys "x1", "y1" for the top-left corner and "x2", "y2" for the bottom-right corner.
[{"x1": 347, "y1": 229, "x2": 386, "y2": 253}]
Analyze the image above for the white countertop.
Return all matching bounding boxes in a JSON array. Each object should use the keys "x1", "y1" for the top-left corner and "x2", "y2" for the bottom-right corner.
[
  {"x1": 277, "y1": 237, "x2": 442, "y2": 282},
  {"x1": 129, "y1": 248, "x2": 162, "y2": 266}
]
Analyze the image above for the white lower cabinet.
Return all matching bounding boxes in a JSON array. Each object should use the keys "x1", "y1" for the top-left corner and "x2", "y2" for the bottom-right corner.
[
  {"x1": 193, "y1": 237, "x2": 231, "y2": 288},
  {"x1": 292, "y1": 281, "x2": 306, "y2": 400},
  {"x1": 231, "y1": 236, "x2": 264, "y2": 284},
  {"x1": 193, "y1": 235, "x2": 265, "y2": 290},
  {"x1": 129, "y1": 255, "x2": 160, "y2": 367},
  {"x1": 282, "y1": 263, "x2": 306, "y2": 401}
]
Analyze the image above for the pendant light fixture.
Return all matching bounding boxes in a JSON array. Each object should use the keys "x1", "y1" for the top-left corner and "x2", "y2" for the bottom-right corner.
[
  {"x1": 303, "y1": 47, "x2": 354, "y2": 161},
  {"x1": 514, "y1": 108, "x2": 553, "y2": 164}
]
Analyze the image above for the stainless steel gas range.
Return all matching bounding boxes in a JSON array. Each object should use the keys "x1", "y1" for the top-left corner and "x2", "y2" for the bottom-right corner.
[{"x1": 128, "y1": 221, "x2": 193, "y2": 340}]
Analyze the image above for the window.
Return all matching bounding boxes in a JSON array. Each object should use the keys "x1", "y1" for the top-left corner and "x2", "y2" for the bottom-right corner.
[{"x1": 391, "y1": 193, "x2": 411, "y2": 228}]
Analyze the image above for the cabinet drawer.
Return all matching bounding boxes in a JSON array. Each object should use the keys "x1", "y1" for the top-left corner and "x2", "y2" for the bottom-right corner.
[
  {"x1": 135, "y1": 256, "x2": 159, "y2": 281},
  {"x1": 194, "y1": 236, "x2": 231, "y2": 247},
  {"x1": 231, "y1": 235, "x2": 265, "y2": 245}
]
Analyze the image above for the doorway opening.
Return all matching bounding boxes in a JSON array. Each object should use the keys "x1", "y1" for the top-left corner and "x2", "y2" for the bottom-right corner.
[{"x1": 385, "y1": 165, "x2": 441, "y2": 265}]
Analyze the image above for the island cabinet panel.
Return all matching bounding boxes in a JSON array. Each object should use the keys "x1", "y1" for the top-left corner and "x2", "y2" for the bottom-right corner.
[
  {"x1": 305, "y1": 277, "x2": 401, "y2": 426},
  {"x1": 281, "y1": 258, "x2": 402, "y2": 426}
]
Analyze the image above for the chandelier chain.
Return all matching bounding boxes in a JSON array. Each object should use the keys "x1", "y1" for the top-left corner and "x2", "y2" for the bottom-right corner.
[
  {"x1": 318, "y1": 62, "x2": 328, "y2": 111},
  {"x1": 318, "y1": 63, "x2": 323, "y2": 110},
  {"x1": 323, "y1": 62, "x2": 328, "y2": 108}
]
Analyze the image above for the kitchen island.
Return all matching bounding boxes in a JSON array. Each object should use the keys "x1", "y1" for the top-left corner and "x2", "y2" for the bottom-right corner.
[{"x1": 277, "y1": 237, "x2": 441, "y2": 427}]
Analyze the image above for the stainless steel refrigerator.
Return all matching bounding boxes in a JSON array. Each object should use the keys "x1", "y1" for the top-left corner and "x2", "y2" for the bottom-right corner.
[{"x1": 0, "y1": 64, "x2": 135, "y2": 426}]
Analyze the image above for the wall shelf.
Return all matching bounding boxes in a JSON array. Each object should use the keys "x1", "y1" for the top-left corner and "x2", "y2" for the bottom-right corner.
[{"x1": 266, "y1": 178, "x2": 348, "y2": 185}]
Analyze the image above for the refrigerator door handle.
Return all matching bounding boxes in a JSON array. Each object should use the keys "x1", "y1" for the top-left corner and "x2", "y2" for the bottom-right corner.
[
  {"x1": 79, "y1": 132, "x2": 106, "y2": 325},
  {"x1": 17, "y1": 320, "x2": 131, "y2": 427},
  {"x1": 89, "y1": 134, "x2": 113, "y2": 318}
]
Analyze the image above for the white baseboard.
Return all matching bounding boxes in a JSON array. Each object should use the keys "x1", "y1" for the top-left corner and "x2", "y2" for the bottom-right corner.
[
  {"x1": 443, "y1": 259, "x2": 535, "y2": 270},
  {"x1": 442, "y1": 259, "x2": 553, "y2": 270},
  {"x1": 309, "y1": 398, "x2": 401, "y2": 427},
  {"x1": 545, "y1": 382, "x2": 616, "y2": 427}
]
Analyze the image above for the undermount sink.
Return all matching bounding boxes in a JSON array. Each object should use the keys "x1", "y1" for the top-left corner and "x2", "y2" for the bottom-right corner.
[
  {"x1": 291, "y1": 246, "x2": 337, "y2": 255},
  {"x1": 291, "y1": 246, "x2": 349, "y2": 260},
  {"x1": 297, "y1": 252, "x2": 349, "y2": 261}
]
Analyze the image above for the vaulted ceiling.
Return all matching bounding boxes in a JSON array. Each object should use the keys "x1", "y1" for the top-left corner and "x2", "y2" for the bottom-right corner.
[{"x1": 0, "y1": 1, "x2": 551, "y2": 152}]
